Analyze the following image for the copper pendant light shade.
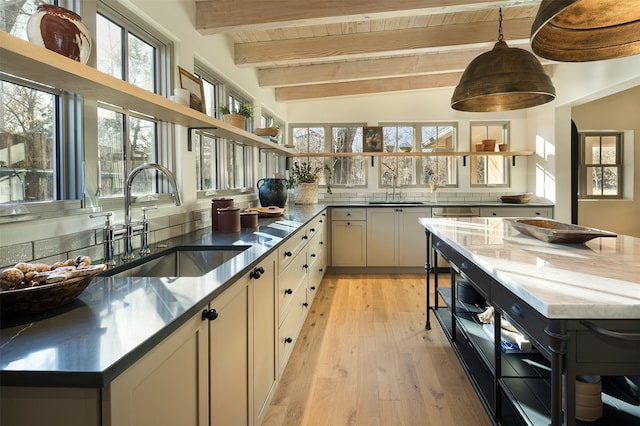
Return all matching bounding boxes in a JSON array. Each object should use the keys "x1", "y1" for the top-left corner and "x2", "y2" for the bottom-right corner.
[
  {"x1": 451, "y1": 9, "x2": 556, "y2": 112},
  {"x1": 531, "y1": 0, "x2": 640, "y2": 62}
]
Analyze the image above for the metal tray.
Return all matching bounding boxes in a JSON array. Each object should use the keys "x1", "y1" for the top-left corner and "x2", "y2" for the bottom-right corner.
[{"x1": 505, "y1": 218, "x2": 617, "y2": 244}]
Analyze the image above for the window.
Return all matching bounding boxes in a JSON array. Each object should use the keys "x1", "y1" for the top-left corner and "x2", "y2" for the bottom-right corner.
[
  {"x1": 470, "y1": 122, "x2": 509, "y2": 186},
  {"x1": 95, "y1": 3, "x2": 171, "y2": 198},
  {"x1": 579, "y1": 132, "x2": 623, "y2": 198},
  {"x1": 420, "y1": 124, "x2": 458, "y2": 186},
  {"x1": 380, "y1": 123, "x2": 458, "y2": 188},
  {"x1": 1, "y1": 0, "x2": 77, "y2": 205},
  {"x1": 259, "y1": 110, "x2": 285, "y2": 179},
  {"x1": 194, "y1": 66, "x2": 254, "y2": 193},
  {"x1": 290, "y1": 124, "x2": 367, "y2": 188}
]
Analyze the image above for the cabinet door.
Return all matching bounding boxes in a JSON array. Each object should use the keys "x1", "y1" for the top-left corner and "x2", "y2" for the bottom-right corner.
[
  {"x1": 209, "y1": 278, "x2": 249, "y2": 426},
  {"x1": 251, "y1": 252, "x2": 278, "y2": 425},
  {"x1": 106, "y1": 312, "x2": 208, "y2": 426},
  {"x1": 366, "y1": 208, "x2": 397, "y2": 266},
  {"x1": 398, "y1": 208, "x2": 429, "y2": 267},
  {"x1": 331, "y1": 220, "x2": 367, "y2": 266}
]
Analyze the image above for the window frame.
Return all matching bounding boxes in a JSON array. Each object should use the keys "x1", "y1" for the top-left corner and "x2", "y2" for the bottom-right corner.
[{"x1": 579, "y1": 131, "x2": 624, "y2": 199}]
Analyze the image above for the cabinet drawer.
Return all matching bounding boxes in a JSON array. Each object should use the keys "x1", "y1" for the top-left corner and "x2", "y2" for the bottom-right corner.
[
  {"x1": 331, "y1": 208, "x2": 366, "y2": 221},
  {"x1": 279, "y1": 229, "x2": 309, "y2": 270},
  {"x1": 491, "y1": 283, "x2": 549, "y2": 355},
  {"x1": 279, "y1": 251, "x2": 308, "y2": 321},
  {"x1": 433, "y1": 236, "x2": 491, "y2": 299},
  {"x1": 479, "y1": 207, "x2": 553, "y2": 218},
  {"x1": 307, "y1": 212, "x2": 327, "y2": 240},
  {"x1": 278, "y1": 286, "x2": 307, "y2": 372},
  {"x1": 576, "y1": 320, "x2": 640, "y2": 366}
]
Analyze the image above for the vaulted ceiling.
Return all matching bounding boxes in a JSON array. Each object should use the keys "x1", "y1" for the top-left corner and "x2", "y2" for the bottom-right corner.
[{"x1": 195, "y1": 0, "x2": 550, "y2": 102}]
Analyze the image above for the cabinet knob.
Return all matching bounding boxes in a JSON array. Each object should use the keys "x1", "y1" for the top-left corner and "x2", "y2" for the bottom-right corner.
[
  {"x1": 310, "y1": 253, "x2": 316, "y2": 258},
  {"x1": 310, "y1": 286, "x2": 316, "y2": 290},
  {"x1": 302, "y1": 235, "x2": 308, "y2": 240},
  {"x1": 285, "y1": 337, "x2": 293, "y2": 344},
  {"x1": 202, "y1": 309, "x2": 219, "y2": 321},
  {"x1": 347, "y1": 213, "x2": 351, "y2": 216},
  {"x1": 284, "y1": 251, "x2": 292, "y2": 257},
  {"x1": 310, "y1": 228, "x2": 316, "y2": 232},
  {"x1": 303, "y1": 264, "x2": 309, "y2": 269},
  {"x1": 249, "y1": 266, "x2": 264, "y2": 279},
  {"x1": 511, "y1": 304, "x2": 524, "y2": 318},
  {"x1": 319, "y1": 268, "x2": 323, "y2": 272},
  {"x1": 285, "y1": 288, "x2": 293, "y2": 295},
  {"x1": 535, "y1": 212, "x2": 541, "y2": 216},
  {"x1": 460, "y1": 262, "x2": 469, "y2": 270},
  {"x1": 492, "y1": 212, "x2": 497, "y2": 216},
  {"x1": 319, "y1": 241, "x2": 324, "y2": 245},
  {"x1": 319, "y1": 219, "x2": 324, "y2": 223},
  {"x1": 303, "y1": 302, "x2": 309, "y2": 308},
  {"x1": 347, "y1": 222, "x2": 351, "y2": 225}
]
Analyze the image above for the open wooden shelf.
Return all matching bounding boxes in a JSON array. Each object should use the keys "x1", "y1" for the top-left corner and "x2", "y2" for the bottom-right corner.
[
  {"x1": 293, "y1": 151, "x2": 533, "y2": 157},
  {"x1": 0, "y1": 32, "x2": 295, "y2": 155}
]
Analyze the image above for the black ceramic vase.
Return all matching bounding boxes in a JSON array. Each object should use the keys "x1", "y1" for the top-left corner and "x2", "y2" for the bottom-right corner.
[{"x1": 257, "y1": 178, "x2": 288, "y2": 208}]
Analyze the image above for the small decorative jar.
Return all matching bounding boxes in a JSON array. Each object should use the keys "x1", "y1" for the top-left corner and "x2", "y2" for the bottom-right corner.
[
  {"x1": 27, "y1": 4, "x2": 92, "y2": 64},
  {"x1": 211, "y1": 198, "x2": 234, "y2": 231},
  {"x1": 240, "y1": 211, "x2": 258, "y2": 228},
  {"x1": 217, "y1": 207, "x2": 240, "y2": 233}
]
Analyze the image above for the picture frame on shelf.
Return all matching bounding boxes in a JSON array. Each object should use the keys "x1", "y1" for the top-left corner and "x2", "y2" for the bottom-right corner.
[
  {"x1": 178, "y1": 66, "x2": 206, "y2": 114},
  {"x1": 363, "y1": 126, "x2": 383, "y2": 152}
]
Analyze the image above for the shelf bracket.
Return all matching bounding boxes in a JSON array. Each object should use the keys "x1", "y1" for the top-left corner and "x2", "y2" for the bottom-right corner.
[{"x1": 187, "y1": 127, "x2": 218, "y2": 152}]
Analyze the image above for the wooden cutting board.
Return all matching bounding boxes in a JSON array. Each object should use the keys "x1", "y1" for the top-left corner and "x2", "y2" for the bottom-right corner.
[{"x1": 245, "y1": 206, "x2": 284, "y2": 217}]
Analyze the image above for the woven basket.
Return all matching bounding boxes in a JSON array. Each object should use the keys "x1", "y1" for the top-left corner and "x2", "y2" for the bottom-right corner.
[
  {"x1": 0, "y1": 275, "x2": 95, "y2": 316},
  {"x1": 294, "y1": 182, "x2": 318, "y2": 204},
  {"x1": 254, "y1": 127, "x2": 279, "y2": 137},
  {"x1": 223, "y1": 114, "x2": 247, "y2": 129}
]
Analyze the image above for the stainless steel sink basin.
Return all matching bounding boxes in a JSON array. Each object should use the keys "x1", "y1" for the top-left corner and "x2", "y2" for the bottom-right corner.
[
  {"x1": 102, "y1": 246, "x2": 249, "y2": 278},
  {"x1": 368, "y1": 201, "x2": 424, "y2": 205}
]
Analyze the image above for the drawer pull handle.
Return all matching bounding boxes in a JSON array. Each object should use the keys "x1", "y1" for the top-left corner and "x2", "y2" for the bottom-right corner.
[
  {"x1": 460, "y1": 262, "x2": 469, "y2": 270},
  {"x1": 581, "y1": 321, "x2": 640, "y2": 341},
  {"x1": 202, "y1": 309, "x2": 219, "y2": 321},
  {"x1": 435, "y1": 241, "x2": 442, "y2": 247},
  {"x1": 285, "y1": 288, "x2": 293, "y2": 295},
  {"x1": 284, "y1": 251, "x2": 292, "y2": 257},
  {"x1": 302, "y1": 235, "x2": 308, "y2": 240},
  {"x1": 510, "y1": 304, "x2": 523, "y2": 318},
  {"x1": 285, "y1": 337, "x2": 293, "y2": 344},
  {"x1": 249, "y1": 266, "x2": 264, "y2": 279}
]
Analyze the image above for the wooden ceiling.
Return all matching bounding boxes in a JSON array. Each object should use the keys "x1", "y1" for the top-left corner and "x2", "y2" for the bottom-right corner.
[{"x1": 195, "y1": 0, "x2": 548, "y2": 102}]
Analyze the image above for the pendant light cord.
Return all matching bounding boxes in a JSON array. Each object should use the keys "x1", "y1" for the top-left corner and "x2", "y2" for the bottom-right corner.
[{"x1": 498, "y1": 7, "x2": 504, "y2": 41}]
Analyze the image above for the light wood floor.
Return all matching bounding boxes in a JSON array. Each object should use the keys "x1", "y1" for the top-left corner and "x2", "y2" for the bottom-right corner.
[{"x1": 262, "y1": 274, "x2": 492, "y2": 426}]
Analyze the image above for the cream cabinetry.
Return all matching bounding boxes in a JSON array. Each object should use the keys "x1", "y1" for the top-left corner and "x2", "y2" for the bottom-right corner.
[
  {"x1": 307, "y1": 212, "x2": 327, "y2": 305},
  {"x1": 277, "y1": 211, "x2": 327, "y2": 376},
  {"x1": 366, "y1": 207, "x2": 430, "y2": 267},
  {"x1": 106, "y1": 252, "x2": 277, "y2": 426},
  {"x1": 330, "y1": 208, "x2": 367, "y2": 267},
  {"x1": 479, "y1": 206, "x2": 553, "y2": 218}
]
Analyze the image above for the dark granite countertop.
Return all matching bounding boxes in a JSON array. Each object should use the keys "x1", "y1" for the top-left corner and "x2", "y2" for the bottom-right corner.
[{"x1": 0, "y1": 204, "x2": 327, "y2": 388}]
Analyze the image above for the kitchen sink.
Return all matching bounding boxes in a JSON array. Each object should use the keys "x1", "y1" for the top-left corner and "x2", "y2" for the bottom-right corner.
[
  {"x1": 368, "y1": 201, "x2": 425, "y2": 205},
  {"x1": 102, "y1": 246, "x2": 249, "y2": 278}
]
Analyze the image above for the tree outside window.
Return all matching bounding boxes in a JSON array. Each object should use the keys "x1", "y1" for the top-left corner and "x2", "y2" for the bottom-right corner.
[
  {"x1": 332, "y1": 126, "x2": 366, "y2": 187},
  {"x1": 420, "y1": 124, "x2": 457, "y2": 186},
  {"x1": 580, "y1": 132, "x2": 623, "y2": 198}
]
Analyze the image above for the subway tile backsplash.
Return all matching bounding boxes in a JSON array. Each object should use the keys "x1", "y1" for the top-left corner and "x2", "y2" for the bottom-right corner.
[{"x1": 0, "y1": 208, "x2": 212, "y2": 269}]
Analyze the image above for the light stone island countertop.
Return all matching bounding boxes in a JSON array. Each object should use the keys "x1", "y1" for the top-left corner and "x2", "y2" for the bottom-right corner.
[{"x1": 419, "y1": 217, "x2": 640, "y2": 320}]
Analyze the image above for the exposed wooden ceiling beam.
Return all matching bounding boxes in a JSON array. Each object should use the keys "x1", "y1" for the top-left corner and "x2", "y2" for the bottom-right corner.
[
  {"x1": 259, "y1": 49, "x2": 488, "y2": 87},
  {"x1": 274, "y1": 64, "x2": 554, "y2": 101},
  {"x1": 195, "y1": 0, "x2": 541, "y2": 34},
  {"x1": 274, "y1": 72, "x2": 464, "y2": 101},
  {"x1": 235, "y1": 18, "x2": 534, "y2": 67}
]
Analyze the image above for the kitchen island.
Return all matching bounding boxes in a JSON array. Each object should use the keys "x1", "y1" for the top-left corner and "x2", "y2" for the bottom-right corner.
[{"x1": 420, "y1": 217, "x2": 640, "y2": 426}]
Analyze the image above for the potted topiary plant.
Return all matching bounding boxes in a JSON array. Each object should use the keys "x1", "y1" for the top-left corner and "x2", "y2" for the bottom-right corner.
[
  {"x1": 218, "y1": 102, "x2": 253, "y2": 129},
  {"x1": 286, "y1": 161, "x2": 332, "y2": 204}
]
